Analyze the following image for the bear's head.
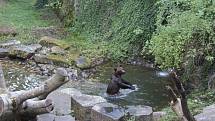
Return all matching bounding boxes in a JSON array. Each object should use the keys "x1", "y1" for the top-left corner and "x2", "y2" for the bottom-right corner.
[{"x1": 114, "y1": 65, "x2": 126, "y2": 76}]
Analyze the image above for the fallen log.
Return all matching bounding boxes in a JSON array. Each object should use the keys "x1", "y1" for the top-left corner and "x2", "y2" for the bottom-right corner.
[{"x1": 0, "y1": 66, "x2": 68, "y2": 121}]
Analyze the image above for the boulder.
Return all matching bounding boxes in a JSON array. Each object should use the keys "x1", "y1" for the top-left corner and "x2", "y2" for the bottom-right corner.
[
  {"x1": 51, "y1": 46, "x2": 65, "y2": 55},
  {"x1": 126, "y1": 105, "x2": 153, "y2": 121},
  {"x1": 34, "y1": 54, "x2": 73, "y2": 67},
  {"x1": 34, "y1": 54, "x2": 53, "y2": 64},
  {"x1": 0, "y1": 26, "x2": 17, "y2": 36},
  {"x1": 76, "y1": 56, "x2": 92, "y2": 69},
  {"x1": 28, "y1": 44, "x2": 42, "y2": 52},
  {"x1": 0, "y1": 40, "x2": 21, "y2": 48},
  {"x1": 39, "y1": 36, "x2": 70, "y2": 49},
  {"x1": 9, "y1": 45, "x2": 36, "y2": 59},
  {"x1": 71, "y1": 94, "x2": 107, "y2": 121},
  {"x1": 54, "y1": 115, "x2": 75, "y2": 121},
  {"x1": 37, "y1": 114, "x2": 55, "y2": 121},
  {"x1": 91, "y1": 102, "x2": 125, "y2": 121},
  {"x1": 153, "y1": 112, "x2": 166, "y2": 121},
  {"x1": 195, "y1": 104, "x2": 215, "y2": 121}
]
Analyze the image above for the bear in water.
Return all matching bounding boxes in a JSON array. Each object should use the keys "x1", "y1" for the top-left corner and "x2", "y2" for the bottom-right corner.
[{"x1": 106, "y1": 65, "x2": 135, "y2": 95}]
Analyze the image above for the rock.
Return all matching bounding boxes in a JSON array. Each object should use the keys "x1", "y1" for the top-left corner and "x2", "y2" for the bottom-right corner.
[
  {"x1": 0, "y1": 40, "x2": 21, "y2": 48},
  {"x1": 0, "y1": 26, "x2": 17, "y2": 36},
  {"x1": 28, "y1": 44, "x2": 42, "y2": 52},
  {"x1": 47, "y1": 91, "x2": 73, "y2": 115},
  {"x1": 9, "y1": 45, "x2": 36, "y2": 59},
  {"x1": 37, "y1": 114, "x2": 75, "y2": 121},
  {"x1": 76, "y1": 56, "x2": 92, "y2": 69},
  {"x1": 153, "y1": 112, "x2": 166, "y2": 121},
  {"x1": 71, "y1": 94, "x2": 107, "y2": 121},
  {"x1": 0, "y1": 48, "x2": 9, "y2": 58},
  {"x1": 34, "y1": 54, "x2": 53, "y2": 64},
  {"x1": 126, "y1": 105, "x2": 153, "y2": 121},
  {"x1": 91, "y1": 102, "x2": 125, "y2": 121},
  {"x1": 66, "y1": 68, "x2": 78, "y2": 81},
  {"x1": 39, "y1": 36, "x2": 70, "y2": 49},
  {"x1": 54, "y1": 115, "x2": 75, "y2": 121},
  {"x1": 39, "y1": 47, "x2": 51, "y2": 55},
  {"x1": 37, "y1": 114, "x2": 55, "y2": 121},
  {"x1": 34, "y1": 54, "x2": 73, "y2": 67},
  {"x1": 51, "y1": 46, "x2": 65, "y2": 55},
  {"x1": 60, "y1": 88, "x2": 82, "y2": 97},
  {"x1": 195, "y1": 104, "x2": 215, "y2": 121}
]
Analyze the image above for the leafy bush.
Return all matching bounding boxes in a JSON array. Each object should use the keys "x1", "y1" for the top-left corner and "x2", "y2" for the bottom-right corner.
[{"x1": 147, "y1": 0, "x2": 215, "y2": 69}]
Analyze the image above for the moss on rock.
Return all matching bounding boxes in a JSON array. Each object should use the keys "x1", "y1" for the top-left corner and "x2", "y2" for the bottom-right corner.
[{"x1": 39, "y1": 36, "x2": 71, "y2": 50}]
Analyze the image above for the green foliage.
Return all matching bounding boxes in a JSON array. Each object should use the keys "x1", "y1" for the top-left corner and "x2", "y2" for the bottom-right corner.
[
  {"x1": 147, "y1": 0, "x2": 215, "y2": 69},
  {"x1": 73, "y1": 0, "x2": 157, "y2": 61},
  {"x1": 0, "y1": 0, "x2": 59, "y2": 43}
]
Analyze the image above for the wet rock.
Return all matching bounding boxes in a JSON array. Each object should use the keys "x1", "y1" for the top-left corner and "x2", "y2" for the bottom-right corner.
[
  {"x1": 47, "y1": 91, "x2": 72, "y2": 115},
  {"x1": 0, "y1": 48, "x2": 9, "y2": 58},
  {"x1": 0, "y1": 40, "x2": 21, "y2": 48},
  {"x1": 9, "y1": 45, "x2": 36, "y2": 59},
  {"x1": 71, "y1": 94, "x2": 107, "y2": 121},
  {"x1": 91, "y1": 102, "x2": 125, "y2": 121},
  {"x1": 76, "y1": 56, "x2": 92, "y2": 69},
  {"x1": 0, "y1": 26, "x2": 17, "y2": 36},
  {"x1": 153, "y1": 111, "x2": 166, "y2": 121},
  {"x1": 126, "y1": 105, "x2": 153, "y2": 121}
]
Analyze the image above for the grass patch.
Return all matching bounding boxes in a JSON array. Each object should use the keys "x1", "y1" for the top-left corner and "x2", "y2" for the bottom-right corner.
[{"x1": 0, "y1": 0, "x2": 60, "y2": 43}]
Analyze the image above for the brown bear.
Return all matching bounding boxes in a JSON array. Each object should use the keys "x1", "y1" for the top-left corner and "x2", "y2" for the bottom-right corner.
[{"x1": 106, "y1": 65, "x2": 135, "y2": 95}]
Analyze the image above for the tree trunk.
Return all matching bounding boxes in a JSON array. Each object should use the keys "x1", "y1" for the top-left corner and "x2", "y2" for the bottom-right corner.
[{"x1": 167, "y1": 70, "x2": 196, "y2": 121}]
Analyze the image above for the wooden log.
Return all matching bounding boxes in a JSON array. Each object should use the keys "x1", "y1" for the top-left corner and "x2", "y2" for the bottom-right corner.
[{"x1": 39, "y1": 68, "x2": 68, "y2": 100}]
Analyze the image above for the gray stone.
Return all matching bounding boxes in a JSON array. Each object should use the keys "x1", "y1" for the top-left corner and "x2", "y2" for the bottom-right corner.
[
  {"x1": 47, "y1": 91, "x2": 72, "y2": 115},
  {"x1": 54, "y1": 115, "x2": 75, "y2": 121},
  {"x1": 60, "y1": 88, "x2": 82, "y2": 97},
  {"x1": 91, "y1": 102, "x2": 125, "y2": 121},
  {"x1": 0, "y1": 48, "x2": 9, "y2": 58},
  {"x1": 76, "y1": 56, "x2": 92, "y2": 69},
  {"x1": 72, "y1": 94, "x2": 107, "y2": 121},
  {"x1": 37, "y1": 113, "x2": 55, "y2": 121},
  {"x1": 0, "y1": 40, "x2": 20, "y2": 48},
  {"x1": 34, "y1": 54, "x2": 53, "y2": 64},
  {"x1": 195, "y1": 104, "x2": 215, "y2": 121},
  {"x1": 9, "y1": 45, "x2": 35, "y2": 59},
  {"x1": 28, "y1": 44, "x2": 42, "y2": 52},
  {"x1": 126, "y1": 105, "x2": 153, "y2": 121},
  {"x1": 153, "y1": 112, "x2": 166, "y2": 121}
]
